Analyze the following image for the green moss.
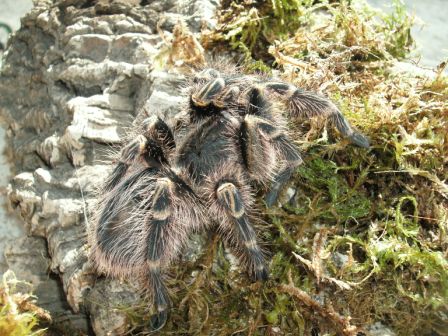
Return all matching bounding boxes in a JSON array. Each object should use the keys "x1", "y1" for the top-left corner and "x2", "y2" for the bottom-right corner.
[
  {"x1": 203, "y1": 0, "x2": 318, "y2": 64},
  {"x1": 204, "y1": 0, "x2": 414, "y2": 66},
  {"x1": 326, "y1": 196, "x2": 448, "y2": 333}
]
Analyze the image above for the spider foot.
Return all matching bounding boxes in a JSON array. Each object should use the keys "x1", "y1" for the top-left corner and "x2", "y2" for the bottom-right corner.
[
  {"x1": 264, "y1": 185, "x2": 281, "y2": 208},
  {"x1": 254, "y1": 264, "x2": 269, "y2": 282},
  {"x1": 148, "y1": 309, "x2": 168, "y2": 331},
  {"x1": 348, "y1": 132, "x2": 370, "y2": 148}
]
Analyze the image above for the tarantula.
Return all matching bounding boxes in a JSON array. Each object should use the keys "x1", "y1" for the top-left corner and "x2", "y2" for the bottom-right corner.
[{"x1": 89, "y1": 65, "x2": 369, "y2": 330}]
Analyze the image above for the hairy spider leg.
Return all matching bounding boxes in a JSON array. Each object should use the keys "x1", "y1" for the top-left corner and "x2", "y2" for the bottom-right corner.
[
  {"x1": 241, "y1": 86, "x2": 303, "y2": 207},
  {"x1": 103, "y1": 116, "x2": 175, "y2": 191},
  {"x1": 239, "y1": 114, "x2": 277, "y2": 184},
  {"x1": 145, "y1": 177, "x2": 174, "y2": 331},
  {"x1": 262, "y1": 82, "x2": 370, "y2": 148},
  {"x1": 96, "y1": 114, "x2": 188, "y2": 331},
  {"x1": 96, "y1": 170, "x2": 191, "y2": 331},
  {"x1": 102, "y1": 135, "x2": 147, "y2": 192},
  {"x1": 264, "y1": 136, "x2": 302, "y2": 207},
  {"x1": 216, "y1": 182, "x2": 268, "y2": 281},
  {"x1": 96, "y1": 167, "x2": 159, "y2": 256}
]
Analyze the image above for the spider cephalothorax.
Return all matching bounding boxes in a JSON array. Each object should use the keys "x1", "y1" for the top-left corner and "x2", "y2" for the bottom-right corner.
[{"x1": 89, "y1": 65, "x2": 369, "y2": 330}]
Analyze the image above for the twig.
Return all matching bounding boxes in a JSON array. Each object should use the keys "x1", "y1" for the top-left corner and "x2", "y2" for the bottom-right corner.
[{"x1": 279, "y1": 270, "x2": 359, "y2": 336}]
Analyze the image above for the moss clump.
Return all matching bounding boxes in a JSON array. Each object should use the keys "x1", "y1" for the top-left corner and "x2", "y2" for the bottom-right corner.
[
  {"x1": 0, "y1": 271, "x2": 50, "y2": 336},
  {"x1": 202, "y1": 0, "x2": 414, "y2": 67}
]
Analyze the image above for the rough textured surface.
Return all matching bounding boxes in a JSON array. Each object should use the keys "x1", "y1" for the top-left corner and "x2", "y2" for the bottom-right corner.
[{"x1": 0, "y1": 0, "x2": 218, "y2": 334}]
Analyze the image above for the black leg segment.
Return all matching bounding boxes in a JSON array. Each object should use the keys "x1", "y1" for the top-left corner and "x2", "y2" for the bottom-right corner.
[
  {"x1": 240, "y1": 115, "x2": 303, "y2": 206},
  {"x1": 331, "y1": 113, "x2": 370, "y2": 148},
  {"x1": 146, "y1": 177, "x2": 173, "y2": 330},
  {"x1": 97, "y1": 168, "x2": 158, "y2": 254},
  {"x1": 216, "y1": 182, "x2": 268, "y2": 281},
  {"x1": 246, "y1": 85, "x2": 271, "y2": 116},
  {"x1": 265, "y1": 134, "x2": 303, "y2": 207}
]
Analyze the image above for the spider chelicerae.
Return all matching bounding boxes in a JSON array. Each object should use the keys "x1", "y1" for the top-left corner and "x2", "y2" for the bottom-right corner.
[{"x1": 89, "y1": 64, "x2": 369, "y2": 330}]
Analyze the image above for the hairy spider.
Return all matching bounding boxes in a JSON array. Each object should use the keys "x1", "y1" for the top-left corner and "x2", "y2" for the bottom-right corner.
[{"x1": 89, "y1": 64, "x2": 369, "y2": 330}]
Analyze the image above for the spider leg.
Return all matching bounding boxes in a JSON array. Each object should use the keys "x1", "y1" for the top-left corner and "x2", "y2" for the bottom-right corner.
[
  {"x1": 103, "y1": 135, "x2": 149, "y2": 192},
  {"x1": 96, "y1": 167, "x2": 159, "y2": 252},
  {"x1": 261, "y1": 82, "x2": 370, "y2": 148},
  {"x1": 96, "y1": 170, "x2": 200, "y2": 331},
  {"x1": 241, "y1": 114, "x2": 303, "y2": 207},
  {"x1": 216, "y1": 181, "x2": 268, "y2": 281},
  {"x1": 245, "y1": 85, "x2": 273, "y2": 117},
  {"x1": 145, "y1": 171, "x2": 205, "y2": 330},
  {"x1": 145, "y1": 177, "x2": 174, "y2": 331},
  {"x1": 95, "y1": 117, "x2": 198, "y2": 331},
  {"x1": 103, "y1": 115, "x2": 175, "y2": 191}
]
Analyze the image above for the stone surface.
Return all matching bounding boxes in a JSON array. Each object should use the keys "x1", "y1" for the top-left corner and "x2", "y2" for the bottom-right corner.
[
  {"x1": 86, "y1": 279, "x2": 141, "y2": 336},
  {"x1": 0, "y1": 0, "x2": 219, "y2": 334},
  {"x1": 4, "y1": 236, "x2": 91, "y2": 334},
  {"x1": 366, "y1": 322, "x2": 397, "y2": 336}
]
